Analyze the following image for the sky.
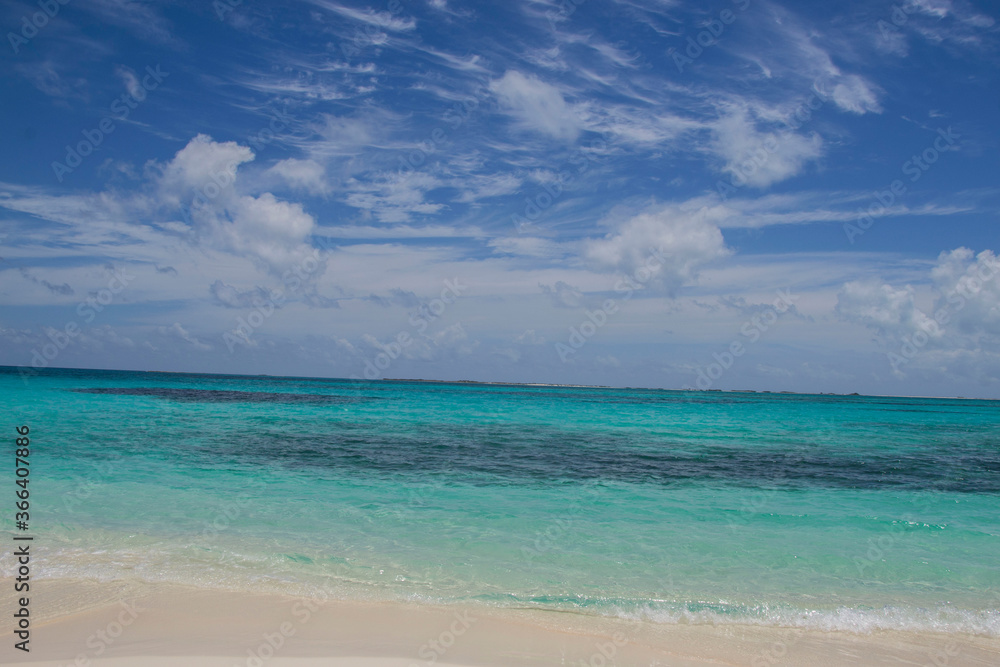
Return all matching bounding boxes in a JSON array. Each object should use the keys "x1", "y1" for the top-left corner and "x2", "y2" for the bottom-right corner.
[{"x1": 1, "y1": 0, "x2": 999, "y2": 397}]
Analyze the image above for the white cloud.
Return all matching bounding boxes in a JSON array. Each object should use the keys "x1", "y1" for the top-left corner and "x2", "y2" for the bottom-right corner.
[
  {"x1": 930, "y1": 248, "x2": 1000, "y2": 336},
  {"x1": 209, "y1": 281, "x2": 277, "y2": 309},
  {"x1": 344, "y1": 171, "x2": 445, "y2": 223},
  {"x1": 539, "y1": 281, "x2": 584, "y2": 308},
  {"x1": 315, "y1": 224, "x2": 484, "y2": 239},
  {"x1": 514, "y1": 329, "x2": 546, "y2": 345},
  {"x1": 269, "y1": 158, "x2": 329, "y2": 195},
  {"x1": 81, "y1": 0, "x2": 176, "y2": 44},
  {"x1": 742, "y1": 6, "x2": 883, "y2": 116},
  {"x1": 311, "y1": 0, "x2": 416, "y2": 32},
  {"x1": 835, "y1": 280, "x2": 940, "y2": 340},
  {"x1": 836, "y1": 248, "x2": 1000, "y2": 379},
  {"x1": 490, "y1": 70, "x2": 582, "y2": 141},
  {"x1": 154, "y1": 134, "x2": 254, "y2": 205},
  {"x1": 152, "y1": 136, "x2": 319, "y2": 277},
  {"x1": 583, "y1": 203, "x2": 730, "y2": 295},
  {"x1": 303, "y1": 114, "x2": 380, "y2": 160},
  {"x1": 206, "y1": 193, "x2": 317, "y2": 275},
  {"x1": 711, "y1": 108, "x2": 823, "y2": 187},
  {"x1": 114, "y1": 65, "x2": 143, "y2": 100},
  {"x1": 432, "y1": 322, "x2": 476, "y2": 354},
  {"x1": 595, "y1": 355, "x2": 620, "y2": 367},
  {"x1": 453, "y1": 173, "x2": 523, "y2": 203},
  {"x1": 159, "y1": 322, "x2": 211, "y2": 351},
  {"x1": 14, "y1": 61, "x2": 87, "y2": 99},
  {"x1": 818, "y1": 74, "x2": 882, "y2": 115},
  {"x1": 488, "y1": 236, "x2": 563, "y2": 258}
]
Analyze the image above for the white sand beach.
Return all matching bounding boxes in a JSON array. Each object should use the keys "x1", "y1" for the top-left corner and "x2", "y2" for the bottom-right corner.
[{"x1": 3, "y1": 578, "x2": 999, "y2": 667}]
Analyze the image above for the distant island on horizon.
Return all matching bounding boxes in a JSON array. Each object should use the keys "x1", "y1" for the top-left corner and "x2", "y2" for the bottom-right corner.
[
  {"x1": 2, "y1": 365, "x2": 989, "y2": 400},
  {"x1": 383, "y1": 377, "x2": 869, "y2": 397}
]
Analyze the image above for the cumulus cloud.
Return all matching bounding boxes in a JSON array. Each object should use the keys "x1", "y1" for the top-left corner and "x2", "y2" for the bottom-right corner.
[
  {"x1": 583, "y1": 204, "x2": 730, "y2": 295},
  {"x1": 711, "y1": 108, "x2": 823, "y2": 187},
  {"x1": 154, "y1": 135, "x2": 320, "y2": 277},
  {"x1": 490, "y1": 70, "x2": 582, "y2": 141},
  {"x1": 269, "y1": 158, "x2": 329, "y2": 195},
  {"x1": 154, "y1": 134, "x2": 254, "y2": 205},
  {"x1": 836, "y1": 248, "x2": 1000, "y2": 379},
  {"x1": 930, "y1": 248, "x2": 1000, "y2": 336},
  {"x1": 835, "y1": 279, "x2": 940, "y2": 340},
  {"x1": 432, "y1": 322, "x2": 476, "y2": 354}
]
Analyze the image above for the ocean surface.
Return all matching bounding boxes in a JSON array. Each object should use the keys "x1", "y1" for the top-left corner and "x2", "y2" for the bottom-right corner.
[{"x1": 2, "y1": 366, "x2": 999, "y2": 635}]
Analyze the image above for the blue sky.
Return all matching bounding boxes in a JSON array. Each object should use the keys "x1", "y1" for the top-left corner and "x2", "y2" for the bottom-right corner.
[{"x1": 1, "y1": 0, "x2": 999, "y2": 397}]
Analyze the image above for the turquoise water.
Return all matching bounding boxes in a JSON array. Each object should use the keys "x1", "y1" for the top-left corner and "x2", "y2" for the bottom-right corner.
[{"x1": 2, "y1": 367, "x2": 999, "y2": 635}]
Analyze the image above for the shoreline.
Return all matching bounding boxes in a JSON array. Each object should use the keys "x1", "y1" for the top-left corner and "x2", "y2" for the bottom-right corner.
[{"x1": 3, "y1": 579, "x2": 999, "y2": 666}]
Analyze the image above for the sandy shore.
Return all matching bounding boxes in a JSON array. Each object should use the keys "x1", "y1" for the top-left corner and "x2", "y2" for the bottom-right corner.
[{"x1": 2, "y1": 578, "x2": 999, "y2": 666}]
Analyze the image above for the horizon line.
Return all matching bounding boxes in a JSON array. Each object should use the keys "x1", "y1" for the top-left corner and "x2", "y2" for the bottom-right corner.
[{"x1": 2, "y1": 364, "x2": 996, "y2": 402}]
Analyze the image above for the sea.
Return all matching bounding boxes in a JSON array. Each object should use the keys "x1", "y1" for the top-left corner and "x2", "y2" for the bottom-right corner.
[{"x1": 2, "y1": 366, "x2": 998, "y2": 636}]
